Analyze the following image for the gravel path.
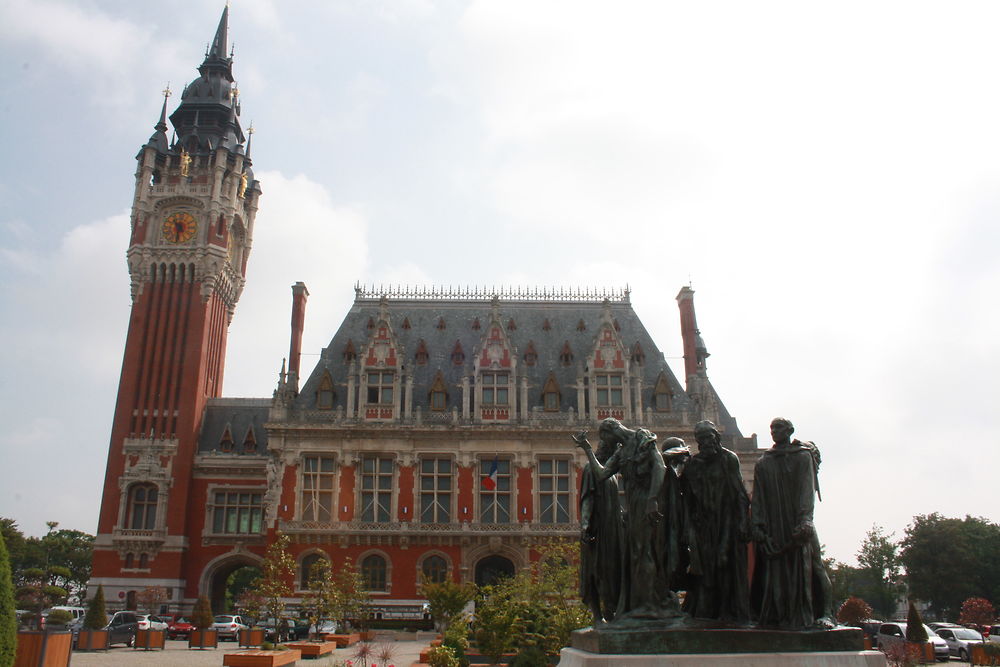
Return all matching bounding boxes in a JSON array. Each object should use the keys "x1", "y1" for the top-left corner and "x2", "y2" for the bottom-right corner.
[{"x1": 70, "y1": 637, "x2": 431, "y2": 666}]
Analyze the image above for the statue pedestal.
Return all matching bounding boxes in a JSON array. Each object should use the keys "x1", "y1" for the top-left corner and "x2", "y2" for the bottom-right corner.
[
  {"x1": 563, "y1": 626, "x2": 885, "y2": 667},
  {"x1": 559, "y1": 648, "x2": 887, "y2": 667}
]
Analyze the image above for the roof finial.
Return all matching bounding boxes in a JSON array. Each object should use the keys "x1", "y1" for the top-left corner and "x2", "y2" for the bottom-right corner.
[
  {"x1": 155, "y1": 83, "x2": 171, "y2": 132},
  {"x1": 245, "y1": 121, "x2": 254, "y2": 158}
]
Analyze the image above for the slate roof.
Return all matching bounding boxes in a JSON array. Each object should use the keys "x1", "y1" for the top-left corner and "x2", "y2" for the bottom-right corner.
[
  {"x1": 198, "y1": 398, "x2": 270, "y2": 454},
  {"x1": 296, "y1": 292, "x2": 695, "y2": 419}
]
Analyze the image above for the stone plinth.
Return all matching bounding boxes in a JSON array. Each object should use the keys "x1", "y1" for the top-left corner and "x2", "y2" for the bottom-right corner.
[
  {"x1": 559, "y1": 648, "x2": 887, "y2": 667},
  {"x1": 571, "y1": 625, "x2": 864, "y2": 655}
]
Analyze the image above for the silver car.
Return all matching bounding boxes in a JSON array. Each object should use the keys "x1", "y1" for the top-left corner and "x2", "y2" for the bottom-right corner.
[
  {"x1": 211, "y1": 614, "x2": 249, "y2": 641},
  {"x1": 935, "y1": 626, "x2": 984, "y2": 662}
]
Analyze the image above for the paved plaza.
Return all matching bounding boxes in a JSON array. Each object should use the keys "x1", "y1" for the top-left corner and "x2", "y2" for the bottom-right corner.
[{"x1": 69, "y1": 637, "x2": 431, "y2": 666}]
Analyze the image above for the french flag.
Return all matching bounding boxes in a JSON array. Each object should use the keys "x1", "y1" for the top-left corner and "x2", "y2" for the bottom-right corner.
[{"x1": 482, "y1": 457, "x2": 498, "y2": 490}]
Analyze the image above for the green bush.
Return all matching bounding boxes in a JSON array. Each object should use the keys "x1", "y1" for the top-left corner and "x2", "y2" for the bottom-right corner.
[
  {"x1": 45, "y1": 609, "x2": 73, "y2": 626},
  {"x1": 83, "y1": 585, "x2": 107, "y2": 629},
  {"x1": 441, "y1": 617, "x2": 470, "y2": 667},
  {"x1": 427, "y1": 645, "x2": 459, "y2": 667},
  {"x1": 0, "y1": 530, "x2": 16, "y2": 667},
  {"x1": 509, "y1": 645, "x2": 550, "y2": 667},
  {"x1": 192, "y1": 595, "x2": 214, "y2": 630}
]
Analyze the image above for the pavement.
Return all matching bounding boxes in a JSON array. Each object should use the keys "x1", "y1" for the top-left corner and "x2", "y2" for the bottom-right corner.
[{"x1": 69, "y1": 637, "x2": 433, "y2": 666}]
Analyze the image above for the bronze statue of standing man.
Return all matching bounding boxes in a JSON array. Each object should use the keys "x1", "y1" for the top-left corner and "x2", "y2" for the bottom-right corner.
[
  {"x1": 750, "y1": 417, "x2": 834, "y2": 629},
  {"x1": 680, "y1": 420, "x2": 751, "y2": 623}
]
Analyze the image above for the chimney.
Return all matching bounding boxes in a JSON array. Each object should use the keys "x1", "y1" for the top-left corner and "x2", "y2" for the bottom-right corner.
[
  {"x1": 676, "y1": 286, "x2": 709, "y2": 383},
  {"x1": 289, "y1": 282, "x2": 309, "y2": 377}
]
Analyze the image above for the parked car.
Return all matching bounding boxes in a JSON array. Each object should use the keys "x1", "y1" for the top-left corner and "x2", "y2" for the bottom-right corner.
[
  {"x1": 935, "y1": 626, "x2": 984, "y2": 661},
  {"x1": 927, "y1": 622, "x2": 961, "y2": 631},
  {"x1": 136, "y1": 614, "x2": 169, "y2": 631},
  {"x1": 877, "y1": 621, "x2": 949, "y2": 662},
  {"x1": 164, "y1": 614, "x2": 194, "y2": 639},
  {"x1": 256, "y1": 617, "x2": 310, "y2": 642},
  {"x1": 989, "y1": 625, "x2": 1000, "y2": 644},
  {"x1": 211, "y1": 614, "x2": 249, "y2": 640},
  {"x1": 859, "y1": 619, "x2": 883, "y2": 647},
  {"x1": 105, "y1": 611, "x2": 139, "y2": 646}
]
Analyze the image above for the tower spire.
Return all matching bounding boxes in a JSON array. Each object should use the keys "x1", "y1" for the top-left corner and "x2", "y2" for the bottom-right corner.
[
  {"x1": 145, "y1": 84, "x2": 171, "y2": 153},
  {"x1": 206, "y1": 4, "x2": 229, "y2": 63}
]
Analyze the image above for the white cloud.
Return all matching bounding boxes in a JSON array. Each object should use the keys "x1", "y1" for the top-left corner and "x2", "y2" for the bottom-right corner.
[{"x1": 224, "y1": 171, "x2": 370, "y2": 396}]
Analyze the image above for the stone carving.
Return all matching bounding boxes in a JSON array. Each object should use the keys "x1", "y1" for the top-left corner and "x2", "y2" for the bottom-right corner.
[
  {"x1": 750, "y1": 417, "x2": 834, "y2": 629},
  {"x1": 574, "y1": 419, "x2": 683, "y2": 623},
  {"x1": 681, "y1": 420, "x2": 750, "y2": 623}
]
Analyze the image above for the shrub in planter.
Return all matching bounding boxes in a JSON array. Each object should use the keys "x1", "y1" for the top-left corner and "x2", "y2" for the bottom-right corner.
[
  {"x1": 427, "y1": 645, "x2": 459, "y2": 667},
  {"x1": 44, "y1": 609, "x2": 73, "y2": 629},
  {"x1": 188, "y1": 595, "x2": 218, "y2": 649},
  {"x1": 76, "y1": 585, "x2": 109, "y2": 651}
]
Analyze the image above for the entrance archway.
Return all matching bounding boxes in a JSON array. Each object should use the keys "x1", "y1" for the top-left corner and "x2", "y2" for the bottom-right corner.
[
  {"x1": 474, "y1": 555, "x2": 515, "y2": 586},
  {"x1": 202, "y1": 553, "x2": 263, "y2": 614}
]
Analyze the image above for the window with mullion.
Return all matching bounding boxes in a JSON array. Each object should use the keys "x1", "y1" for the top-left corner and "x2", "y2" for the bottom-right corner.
[
  {"x1": 419, "y1": 458, "x2": 452, "y2": 524},
  {"x1": 595, "y1": 373, "x2": 624, "y2": 407},
  {"x1": 128, "y1": 484, "x2": 158, "y2": 530},
  {"x1": 479, "y1": 458, "x2": 511, "y2": 523},
  {"x1": 538, "y1": 458, "x2": 571, "y2": 523},
  {"x1": 481, "y1": 372, "x2": 509, "y2": 406},
  {"x1": 361, "y1": 455, "x2": 394, "y2": 522},
  {"x1": 302, "y1": 456, "x2": 336, "y2": 522},
  {"x1": 211, "y1": 490, "x2": 264, "y2": 534},
  {"x1": 367, "y1": 372, "x2": 394, "y2": 405}
]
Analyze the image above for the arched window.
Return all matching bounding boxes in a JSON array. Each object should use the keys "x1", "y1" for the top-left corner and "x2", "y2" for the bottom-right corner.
[
  {"x1": 128, "y1": 484, "x2": 158, "y2": 530},
  {"x1": 124, "y1": 553, "x2": 134, "y2": 568},
  {"x1": 361, "y1": 554, "x2": 388, "y2": 592},
  {"x1": 300, "y1": 553, "x2": 326, "y2": 590},
  {"x1": 138, "y1": 553, "x2": 149, "y2": 568},
  {"x1": 542, "y1": 372, "x2": 560, "y2": 412},
  {"x1": 429, "y1": 372, "x2": 447, "y2": 412},
  {"x1": 421, "y1": 555, "x2": 448, "y2": 584}
]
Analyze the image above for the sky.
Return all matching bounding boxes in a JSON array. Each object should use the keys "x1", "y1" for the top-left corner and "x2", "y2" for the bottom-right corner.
[{"x1": 1, "y1": 0, "x2": 998, "y2": 566}]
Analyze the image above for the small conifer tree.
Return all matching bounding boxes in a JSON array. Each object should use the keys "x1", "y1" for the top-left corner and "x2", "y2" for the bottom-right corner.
[
  {"x1": 192, "y1": 595, "x2": 214, "y2": 630},
  {"x1": 83, "y1": 585, "x2": 107, "y2": 630},
  {"x1": 0, "y1": 530, "x2": 16, "y2": 667},
  {"x1": 904, "y1": 600, "x2": 928, "y2": 642}
]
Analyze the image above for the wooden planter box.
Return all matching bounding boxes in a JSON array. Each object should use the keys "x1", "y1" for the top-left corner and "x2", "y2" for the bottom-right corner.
[
  {"x1": 15, "y1": 631, "x2": 73, "y2": 667},
  {"x1": 905, "y1": 642, "x2": 935, "y2": 664},
  {"x1": 323, "y1": 632, "x2": 361, "y2": 647},
  {"x1": 74, "y1": 628, "x2": 109, "y2": 651},
  {"x1": 134, "y1": 628, "x2": 167, "y2": 650},
  {"x1": 223, "y1": 649, "x2": 302, "y2": 667},
  {"x1": 189, "y1": 628, "x2": 219, "y2": 649},
  {"x1": 360, "y1": 630, "x2": 376, "y2": 641},
  {"x1": 284, "y1": 640, "x2": 337, "y2": 657},
  {"x1": 239, "y1": 627, "x2": 267, "y2": 647},
  {"x1": 971, "y1": 644, "x2": 1000, "y2": 666}
]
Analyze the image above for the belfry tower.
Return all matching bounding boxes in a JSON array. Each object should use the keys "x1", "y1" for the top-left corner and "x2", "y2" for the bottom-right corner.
[{"x1": 90, "y1": 6, "x2": 260, "y2": 606}]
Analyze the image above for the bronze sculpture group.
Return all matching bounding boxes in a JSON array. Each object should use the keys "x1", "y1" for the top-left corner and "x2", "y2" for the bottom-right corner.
[{"x1": 575, "y1": 417, "x2": 834, "y2": 632}]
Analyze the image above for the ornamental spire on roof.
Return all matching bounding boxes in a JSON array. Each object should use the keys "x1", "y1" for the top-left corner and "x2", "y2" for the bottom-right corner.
[{"x1": 207, "y1": 4, "x2": 230, "y2": 64}]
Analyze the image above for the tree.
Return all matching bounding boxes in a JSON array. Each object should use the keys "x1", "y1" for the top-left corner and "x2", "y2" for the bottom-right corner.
[
  {"x1": 0, "y1": 530, "x2": 16, "y2": 667},
  {"x1": 900, "y1": 514, "x2": 1000, "y2": 618},
  {"x1": 856, "y1": 524, "x2": 903, "y2": 619},
  {"x1": 83, "y1": 585, "x2": 107, "y2": 630},
  {"x1": 0, "y1": 518, "x2": 93, "y2": 604},
  {"x1": 16, "y1": 565, "x2": 70, "y2": 630},
  {"x1": 300, "y1": 557, "x2": 337, "y2": 637},
  {"x1": 253, "y1": 533, "x2": 295, "y2": 622},
  {"x1": 192, "y1": 595, "x2": 214, "y2": 629},
  {"x1": 837, "y1": 596, "x2": 874, "y2": 627},
  {"x1": 328, "y1": 557, "x2": 369, "y2": 632},
  {"x1": 422, "y1": 575, "x2": 475, "y2": 632},
  {"x1": 136, "y1": 585, "x2": 168, "y2": 615},
  {"x1": 958, "y1": 597, "x2": 996, "y2": 630},
  {"x1": 904, "y1": 601, "x2": 927, "y2": 642}
]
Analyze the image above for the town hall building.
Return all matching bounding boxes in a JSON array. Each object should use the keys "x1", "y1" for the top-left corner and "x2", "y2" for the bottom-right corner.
[{"x1": 89, "y1": 8, "x2": 760, "y2": 616}]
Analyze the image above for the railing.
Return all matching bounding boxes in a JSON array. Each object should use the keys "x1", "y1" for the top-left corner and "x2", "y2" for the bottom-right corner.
[
  {"x1": 282, "y1": 408, "x2": 688, "y2": 429},
  {"x1": 112, "y1": 528, "x2": 167, "y2": 540},
  {"x1": 354, "y1": 283, "x2": 630, "y2": 303},
  {"x1": 281, "y1": 520, "x2": 577, "y2": 535}
]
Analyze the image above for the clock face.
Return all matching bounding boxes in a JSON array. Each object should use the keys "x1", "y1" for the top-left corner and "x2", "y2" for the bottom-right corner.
[{"x1": 162, "y1": 212, "x2": 197, "y2": 244}]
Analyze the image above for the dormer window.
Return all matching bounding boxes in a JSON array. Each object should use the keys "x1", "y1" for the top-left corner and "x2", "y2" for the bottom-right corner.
[
  {"x1": 542, "y1": 372, "x2": 560, "y2": 412},
  {"x1": 481, "y1": 371, "x2": 509, "y2": 406},
  {"x1": 451, "y1": 340, "x2": 465, "y2": 366},
  {"x1": 220, "y1": 424, "x2": 235, "y2": 452},
  {"x1": 559, "y1": 341, "x2": 574, "y2": 367},
  {"x1": 317, "y1": 372, "x2": 335, "y2": 410},
  {"x1": 414, "y1": 340, "x2": 429, "y2": 366},
  {"x1": 653, "y1": 373, "x2": 672, "y2": 412},
  {"x1": 523, "y1": 341, "x2": 537, "y2": 366},
  {"x1": 367, "y1": 372, "x2": 394, "y2": 405},
  {"x1": 342, "y1": 339, "x2": 357, "y2": 362},
  {"x1": 595, "y1": 373, "x2": 623, "y2": 407},
  {"x1": 242, "y1": 425, "x2": 257, "y2": 453},
  {"x1": 429, "y1": 372, "x2": 448, "y2": 411}
]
